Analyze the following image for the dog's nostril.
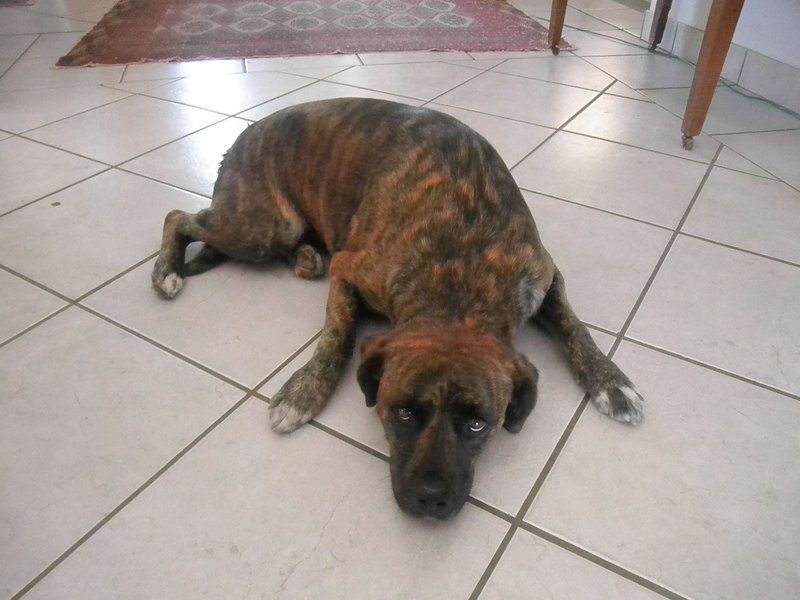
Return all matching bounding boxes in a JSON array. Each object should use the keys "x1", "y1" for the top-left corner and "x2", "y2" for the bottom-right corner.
[
  {"x1": 418, "y1": 498, "x2": 427, "y2": 506},
  {"x1": 436, "y1": 501, "x2": 446, "y2": 509}
]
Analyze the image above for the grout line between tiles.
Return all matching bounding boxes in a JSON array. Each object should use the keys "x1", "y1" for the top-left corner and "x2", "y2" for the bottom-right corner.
[
  {"x1": 118, "y1": 64, "x2": 127, "y2": 84},
  {"x1": 607, "y1": 143, "x2": 723, "y2": 357},
  {"x1": 16, "y1": 94, "x2": 135, "y2": 136},
  {"x1": 677, "y1": 232, "x2": 800, "y2": 269},
  {"x1": 421, "y1": 67, "x2": 498, "y2": 107},
  {"x1": 76, "y1": 303, "x2": 251, "y2": 393},
  {"x1": 0, "y1": 33, "x2": 39, "y2": 79},
  {"x1": 10, "y1": 320, "x2": 325, "y2": 598},
  {"x1": 9, "y1": 393, "x2": 254, "y2": 600},
  {"x1": 0, "y1": 303, "x2": 71, "y2": 350},
  {"x1": 468, "y1": 142, "x2": 724, "y2": 600},
  {"x1": 518, "y1": 523, "x2": 691, "y2": 600},
  {"x1": 518, "y1": 186, "x2": 675, "y2": 231},
  {"x1": 509, "y1": 78, "x2": 617, "y2": 172},
  {"x1": 622, "y1": 337, "x2": 800, "y2": 402}
]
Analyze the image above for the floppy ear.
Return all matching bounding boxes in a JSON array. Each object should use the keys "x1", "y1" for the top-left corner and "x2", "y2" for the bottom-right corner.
[
  {"x1": 503, "y1": 354, "x2": 539, "y2": 433},
  {"x1": 356, "y1": 334, "x2": 389, "y2": 407}
]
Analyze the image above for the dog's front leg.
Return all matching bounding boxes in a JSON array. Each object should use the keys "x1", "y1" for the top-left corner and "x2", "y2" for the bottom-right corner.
[
  {"x1": 534, "y1": 270, "x2": 644, "y2": 425},
  {"x1": 269, "y1": 252, "x2": 361, "y2": 434}
]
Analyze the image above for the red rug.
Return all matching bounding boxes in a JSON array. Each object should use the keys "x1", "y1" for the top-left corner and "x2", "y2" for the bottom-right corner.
[{"x1": 57, "y1": 0, "x2": 566, "y2": 66}]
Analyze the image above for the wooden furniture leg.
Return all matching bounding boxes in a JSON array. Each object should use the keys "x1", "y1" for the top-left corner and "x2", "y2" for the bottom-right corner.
[
  {"x1": 548, "y1": 0, "x2": 568, "y2": 55},
  {"x1": 649, "y1": 0, "x2": 673, "y2": 52},
  {"x1": 681, "y1": 0, "x2": 744, "y2": 149}
]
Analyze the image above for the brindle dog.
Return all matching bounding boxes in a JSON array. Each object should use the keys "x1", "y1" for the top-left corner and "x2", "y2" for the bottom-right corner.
[{"x1": 152, "y1": 98, "x2": 643, "y2": 520}]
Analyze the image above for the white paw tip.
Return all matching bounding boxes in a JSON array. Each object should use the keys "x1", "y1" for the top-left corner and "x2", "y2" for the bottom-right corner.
[
  {"x1": 593, "y1": 390, "x2": 611, "y2": 414},
  {"x1": 269, "y1": 403, "x2": 312, "y2": 434},
  {"x1": 158, "y1": 273, "x2": 184, "y2": 298}
]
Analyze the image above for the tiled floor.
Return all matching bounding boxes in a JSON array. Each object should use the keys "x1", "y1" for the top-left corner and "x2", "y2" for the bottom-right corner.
[{"x1": 2, "y1": 1, "x2": 799, "y2": 599}]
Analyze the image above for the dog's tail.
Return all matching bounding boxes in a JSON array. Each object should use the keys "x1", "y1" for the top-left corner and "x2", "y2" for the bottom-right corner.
[{"x1": 184, "y1": 244, "x2": 227, "y2": 277}]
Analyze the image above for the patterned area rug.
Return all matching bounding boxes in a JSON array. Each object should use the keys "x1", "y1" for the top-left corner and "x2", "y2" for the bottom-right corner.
[{"x1": 57, "y1": 0, "x2": 565, "y2": 66}]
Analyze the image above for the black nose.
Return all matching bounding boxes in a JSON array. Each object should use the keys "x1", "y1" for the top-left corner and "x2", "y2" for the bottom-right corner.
[{"x1": 415, "y1": 478, "x2": 450, "y2": 516}]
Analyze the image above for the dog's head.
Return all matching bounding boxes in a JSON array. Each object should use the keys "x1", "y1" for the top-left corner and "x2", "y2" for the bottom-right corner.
[{"x1": 357, "y1": 324, "x2": 538, "y2": 519}]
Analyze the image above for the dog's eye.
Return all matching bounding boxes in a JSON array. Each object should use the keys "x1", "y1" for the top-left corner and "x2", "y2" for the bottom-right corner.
[
  {"x1": 397, "y1": 407, "x2": 413, "y2": 421},
  {"x1": 468, "y1": 418, "x2": 487, "y2": 433}
]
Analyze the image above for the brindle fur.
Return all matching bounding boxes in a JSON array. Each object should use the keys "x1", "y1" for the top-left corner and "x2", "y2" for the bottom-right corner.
[{"x1": 152, "y1": 98, "x2": 643, "y2": 519}]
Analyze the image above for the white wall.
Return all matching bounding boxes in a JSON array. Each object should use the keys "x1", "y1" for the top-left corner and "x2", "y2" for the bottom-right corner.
[{"x1": 650, "y1": 0, "x2": 800, "y2": 69}]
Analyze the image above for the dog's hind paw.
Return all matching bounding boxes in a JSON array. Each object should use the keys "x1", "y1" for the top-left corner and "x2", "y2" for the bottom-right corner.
[
  {"x1": 591, "y1": 384, "x2": 644, "y2": 426},
  {"x1": 153, "y1": 272, "x2": 184, "y2": 299}
]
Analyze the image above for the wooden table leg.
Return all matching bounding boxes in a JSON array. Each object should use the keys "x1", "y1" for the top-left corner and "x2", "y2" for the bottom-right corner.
[
  {"x1": 548, "y1": 0, "x2": 568, "y2": 55},
  {"x1": 681, "y1": 0, "x2": 744, "y2": 149},
  {"x1": 649, "y1": 0, "x2": 673, "y2": 52}
]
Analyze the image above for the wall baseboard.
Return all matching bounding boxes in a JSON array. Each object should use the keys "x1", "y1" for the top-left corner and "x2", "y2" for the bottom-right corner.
[{"x1": 642, "y1": 10, "x2": 800, "y2": 115}]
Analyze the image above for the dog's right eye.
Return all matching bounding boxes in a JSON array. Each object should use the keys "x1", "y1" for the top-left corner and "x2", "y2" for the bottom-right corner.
[{"x1": 396, "y1": 407, "x2": 413, "y2": 421}]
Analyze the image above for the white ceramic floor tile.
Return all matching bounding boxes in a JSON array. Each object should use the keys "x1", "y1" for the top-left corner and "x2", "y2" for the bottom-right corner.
[
  {"x1": 27, "y1": 95, "x2": 223, "y2": 164},
  {"x1": 527, "y1": 342, "x2": 800, "y2": 600},
  {"x1": 628, "y1": 236, "x2": 800, "y2": 395},
  {"x1": 566, "y1": 93, "x2": 720, "y2": 162},
  {"x1": 0, "y1": 307, "x2": 243, "y2": 599},
  {"x1": 0, "y1": 57, "x2": 123, "y2": 91},
  {"x1": 0, "y1": 9, "x2": 88, "y2": 35},
  {"x1": 0, "y1": 136, "x2": 105, "y2": 214},
  {"x1": 23, "y1": 31, "x2": 83, "y2": 58},
  {"x1": 0, "y1": 58, "x2": 13, "y2": 76},
  {"x1": 24, "y1": 399, "x2": 508, "y2": 599},
  {"x1": 21, "y1": 0, "x2": 114, "y2": 20},
  {"x1": 238, "y1": 80, "x2": 424, "y2": 122},
  {"x1": 714, "y1": 146, "x2": 775, "y2": 178},
  {"x1": 145, "y1": 70, "x2": 312, "y2": 115},
  {"x1": 644, "y1": 86, "x2": 800, "y2": 134},
  {"x1": 585, "y1": 54, "x2": 696, "y2": 89},
  {"x1": 326, "y1": 62, "x2": 481, "y2": 101},
  {"x1": 605, "y1": 80, "x2": 651, "y2": 101},
  {"x1": 122, "y1": 118, "x2": 249, "y2": 197},
  {"x1": 0, "y1": 170, "x2": 208, "y2": 297},
  {"x1": 684, "y1": 168, "x2": 800, "y2": 264},
  {"x1": 493, "y1": 56, "x2": 614, "y2": 91},
  {"x1": 0, "y1": 269, "x2": 65, "y2": 344},
  {"x1": 534, "y1": 8, "x2": 619, "y2": 30},
  {"x1": 102, "y1": 77, "x2": 180, "y2": 93},
  {"x1": 85, "y1": 257, "x2": 328, "y2": 387},
  {"x1": 440, "y1": 57, "x2": 506, "y2": 70},
  {"x1": 524, "y1": 191, "x2": 670, "y2": 331},
  {"x1": 262, "y1": 319, "x2": 615, "y2": 515},
  {"x1": 482, "y1": 530, "x2": 663, "y2": 599},
  {"x1": 0, "y1": 33, "x2": 36, "y2": 60},
  {"x1": 0, "y1": 84, "x2": 129, "y2": 133},
  {"x1": 436, "y1": 71, "x2": 597, "y2": 127},
  {"x1": 513, "y1": 132, "x2": 708, "y2": 227},
  {"x1": 427, "y1": 104, "x2": 553, "y2": 167},
  {"x1": 715, "y1": 129, "x2": 800, "y2": 190},
  {"x1": 245, "y1": 53, "x2": 359, "y2": 72},
  {"x1": 584, "y1": 7, "x2": 644, "y2": 29},
  {"x1": 564, "y1": 29, "x2": 650, "y2": 56},
  {"x1": 357, "y1": 50, "x2": 471, "y2": 65},
  {"x1": 121, "y1": 59, "x2": 244, "y2": 82},
  {"x1": 0, "y1": 130, "x2": 10, "y2": 141}
]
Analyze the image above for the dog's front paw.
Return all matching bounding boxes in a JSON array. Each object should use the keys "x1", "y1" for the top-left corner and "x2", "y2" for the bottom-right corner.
[
  {"x1": 151, "y1": 258, "x2": 184, "y2": 299},
  {"x1": 591, "y1": 383, "x2": 644, "y2": 425},
  {"x1": 152, "y1": 272, "x2": 184, "y2": 299},
  {"x1": 268, "y1": 366, "x2": 326, "y2": 434}
]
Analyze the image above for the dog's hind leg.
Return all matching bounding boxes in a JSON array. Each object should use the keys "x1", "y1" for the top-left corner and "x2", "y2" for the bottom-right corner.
[
  {"x1": 533, "y1": 270, "x2": 644, "y2": 425},
  {"x1": 152, "y1": 209, "x2": 219, "y2": 299},
  {"x1": 269, "y1": 251, "x2": 361, "y2": 433},
  {"x1": 184, "y1": 244, "x2": 227, "y2": 277}
]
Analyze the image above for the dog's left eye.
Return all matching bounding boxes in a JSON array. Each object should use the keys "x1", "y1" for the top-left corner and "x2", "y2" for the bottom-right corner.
[
  {"x1": 397, "y1": 407, "x2": 413, "y2": 421},
  {"x1": 468, "y1": 418, "x2": 487, "y2": 433}
]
